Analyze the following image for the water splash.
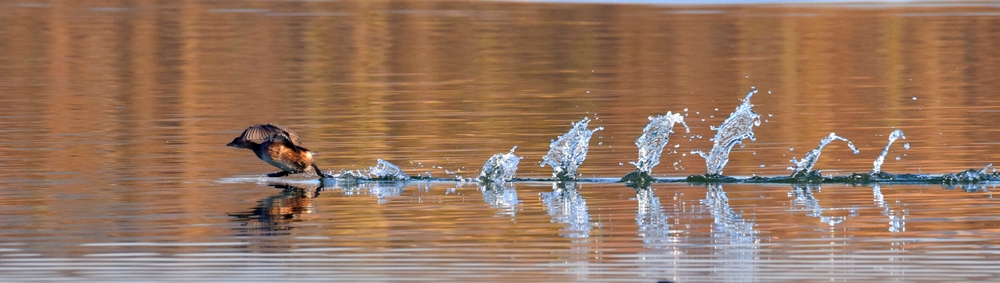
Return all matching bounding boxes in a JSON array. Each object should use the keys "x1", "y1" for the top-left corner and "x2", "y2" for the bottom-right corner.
[
  {"x1": 872, "y1": 129, "x2": 905, "y2": 174},
  {"x1": 787, "y1": 133, "x2": 860, "y2": 177},
  {"x1": 692, "y1": 88, "x2": 762, "y2": 175},
  {"x1": 478, "y1": 146, "x2": 521, "y2": 183},
  {"x1": 630, "y1": 112, "x2": 689, "y2": 174},
  {"x1": 337, "y1": 159, "x2": 410, "y2": 181},
  {"x1": 942, "y1": 164, "x2": 996, "y2": 184},
  {"x1": 541, "y1": 117, "x2": 603, "y2": 180}
]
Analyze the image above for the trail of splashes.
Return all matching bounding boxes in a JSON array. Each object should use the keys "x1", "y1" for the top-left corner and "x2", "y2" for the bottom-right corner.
[
  {"x1": 692, "y1": 88, "x2": 762, "y2": 175},
  {"x1": 630, "y1": 112, "x2": 689, "y2": 174},
  {"x1": 788, "y1": 133, "x2": 860, "y2": 176},
  {"x1": 942, "y1": 163, "x2": 996, "y2": 184},
  {"x1": 337, "y1": 159, "x2": 410, "y2": 180},
  {"x1": 541, "y1": 117, "x2": 603, "y2": 180},
  {"x1": 872, "y1": 129, "x2": 905, "y2": 174},
  {"x1": 479, "y1": 146, "x2": 521, "y2": 183}
]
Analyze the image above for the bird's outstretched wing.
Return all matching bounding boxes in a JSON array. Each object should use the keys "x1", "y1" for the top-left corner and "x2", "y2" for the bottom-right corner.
[{"x1": 235, "y1": 123, "x2": 303, "y2": 147}]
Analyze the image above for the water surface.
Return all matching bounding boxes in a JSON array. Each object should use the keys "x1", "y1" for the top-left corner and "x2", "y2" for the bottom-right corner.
[{"x1": 2, "y1": 0, "x2": 1000, "y2": 281}]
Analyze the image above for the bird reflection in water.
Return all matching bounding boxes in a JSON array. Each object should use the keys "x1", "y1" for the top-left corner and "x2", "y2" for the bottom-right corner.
[{"x1": 229, "y1": 183, "x2": 323, "y2": 235}]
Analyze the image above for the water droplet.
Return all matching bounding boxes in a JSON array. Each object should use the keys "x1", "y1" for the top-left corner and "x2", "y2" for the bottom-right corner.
[
  {"x1": 618, "y1": 162, "x2": 623, "y2": 166},
  {"x1": 683, "y1": 108, "x2": 688, "y2": 112},
  {"x1": 586, "y1": 90, "x2": 590, "y2": 94},
  {"x1": 745, "y1": 75, "x2": 749, "y2": 79},
  {"x1": 767, "y1": 90, "x2": 772, "y2": 94},
  {"x1": 768, "y1": 113, "x2": 773, "y2": 117},
  {"x1": 903, "y1": 142, "x2": 910, "y2": 150},
  {"x1": 696, "y1": 111, "x2": 700, "y2": 115},
  {"x1": 760, "y1": 164, "x2": 765, "y2": 168},
  {"x1": 912, "y1": 96, "x2": 917, "y2": 100},
  {"x1": 714, "y1": 108, "x2": 719, "y2": 111},
  {"x1": 895, "y1": 156, "x2": 901, "y2": 161},
  {"x1": 789, "y1": 147, "x2": 794, "y2": 151},
  {"x1": 598, "y1": 142, "x2": 603, "y2": 145}
]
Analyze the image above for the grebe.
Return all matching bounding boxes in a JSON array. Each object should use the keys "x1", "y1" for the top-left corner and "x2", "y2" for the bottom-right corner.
[{"x1": 227, "y1": 124, "x2": 332, "y2": 178}]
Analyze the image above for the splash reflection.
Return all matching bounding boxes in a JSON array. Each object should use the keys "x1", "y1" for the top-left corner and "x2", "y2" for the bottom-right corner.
[
  {"x1": 632, "y1": 186, "x2": 684, "y2": 281},
  {"x1": 540, "y1": 182, "x2": 594, "y2": 280},
  {"x1": 871, "y1": 184, "x2": 906, "y2": 232},
  {"x1": 789, "y1": 184, "x2": 850, "y2": 226},
  {"x1": 943, "y1": 183, "x2": 994, "y2": 192},
  {"x1": 477, "y1": 182, "x2": 520, "y2": 217},
  {"x1": 635, "y1": 187, "x2": 674, "y2": 245},
  {"x1": 336, "y1": 180, "x2": 409, "y2": 204},
  {"x1": 540, "y1": 182, "x2": 591, "y2": 238},
  {"x1": 703, "y1": 184, "x2": 758, "y2": 282}
]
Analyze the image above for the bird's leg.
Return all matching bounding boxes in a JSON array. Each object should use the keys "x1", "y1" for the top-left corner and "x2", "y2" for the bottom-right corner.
[
  {"x1": 312, "y1": 163, "x2": 333, "y2": 178},
  {"x1": 267, "y1": 171, "x2": 290, "y2": 177},
  {"x1": 313, "y1": 182, "x2": 325, "y2": 198}
]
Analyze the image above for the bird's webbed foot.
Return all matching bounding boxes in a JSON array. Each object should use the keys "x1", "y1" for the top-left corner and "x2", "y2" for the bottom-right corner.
[{"x1": 267, "y1": 171, "x2": 290, "y2": 177}]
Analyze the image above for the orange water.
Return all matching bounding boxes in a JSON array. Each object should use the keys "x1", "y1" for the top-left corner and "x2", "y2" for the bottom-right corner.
[{"x1": 2, "y1": 1, "x2": 1000, "y2": 281}]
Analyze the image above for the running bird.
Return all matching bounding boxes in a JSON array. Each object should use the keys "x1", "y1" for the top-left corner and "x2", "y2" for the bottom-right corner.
[{"x1": 227, "y1": 124, "x2": 332, "y2": 178}]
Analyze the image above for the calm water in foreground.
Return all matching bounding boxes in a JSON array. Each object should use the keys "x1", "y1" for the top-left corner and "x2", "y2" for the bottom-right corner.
[{"x1": 2, "y1": 0, "x2": 1000, "y2": 281}]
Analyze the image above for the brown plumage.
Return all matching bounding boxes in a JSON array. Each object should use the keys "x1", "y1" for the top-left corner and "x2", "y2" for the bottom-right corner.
[{"x1": 227, "y1": 124, "x2": 332, "y2": 178}]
